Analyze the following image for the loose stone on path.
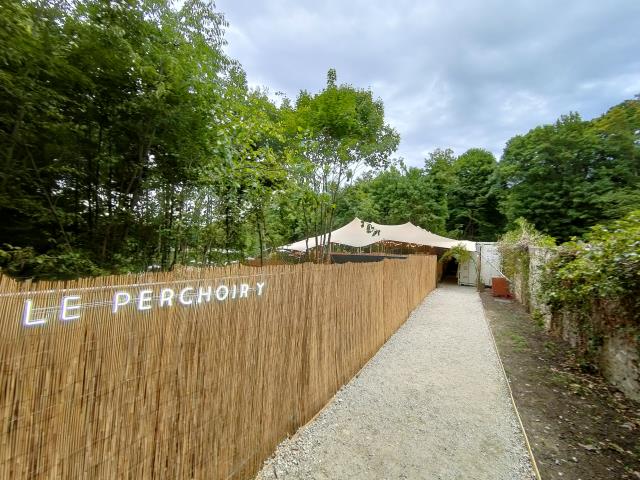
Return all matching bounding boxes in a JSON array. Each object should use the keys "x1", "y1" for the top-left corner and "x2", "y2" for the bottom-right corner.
[{"x1": 255, "y1": 283, "x2": 537, "y2": 480}]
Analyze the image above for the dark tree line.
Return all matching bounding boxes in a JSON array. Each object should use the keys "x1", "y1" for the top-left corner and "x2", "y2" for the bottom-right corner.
[
  {"x1": 0, "y1": 1, "x2": 398, "y2": 278},
  {"x1": 334, "y1": 147, "x2": 506, "y2": 241},
  {"x1": 1, "y1": 0, "x2": 638, "y2": 279},
  {"x1": 498, "y1": 100, "x2": 640, "y2": 241}
]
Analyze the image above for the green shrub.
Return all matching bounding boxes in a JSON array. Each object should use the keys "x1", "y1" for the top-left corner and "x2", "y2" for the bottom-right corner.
[
  {"x1": 0, "y1": 245, "x2": 105, "y2": 280},
  {"x1": 498, "y1": 218, "x2": 555, "y2": 280},
  {"x1": 497, "y1": 218, "x2": 555, "y2": 305},
  {"x1": 541, "y1": 210, "x2": 640, "y2": 323}
]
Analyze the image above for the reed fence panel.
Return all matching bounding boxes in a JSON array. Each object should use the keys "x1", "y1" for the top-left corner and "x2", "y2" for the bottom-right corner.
[{"x1": 0, "y1": 256, "x2": 436, "y2": 479}]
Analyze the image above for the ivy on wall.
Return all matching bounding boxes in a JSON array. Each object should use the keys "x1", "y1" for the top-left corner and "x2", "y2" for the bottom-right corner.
[
  {"x1": 499, "y1": 211, "x2": 640, "y2": 370},
  {"x1": 497, "y1": 218, "x2": 555, "y2": 307},
  {"x1": 541, "y1": 210, "x2": 640, "y2": 324}
]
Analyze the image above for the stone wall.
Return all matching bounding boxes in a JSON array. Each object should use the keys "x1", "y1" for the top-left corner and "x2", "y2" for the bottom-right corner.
[
  {"x1": 510, "y1": 247, "x2": 640, "y2": 402},
  {"x1": 601, "y1": 329, "x2": 640, "y2": 402},
  {"x1": 527, "y1": 247, "x2": 555, "y2": 329}
]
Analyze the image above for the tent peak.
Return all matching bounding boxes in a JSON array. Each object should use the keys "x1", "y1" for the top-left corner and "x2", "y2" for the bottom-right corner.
[{"x1": 279, "y1": 217, "x2": 477, "y2": 252}]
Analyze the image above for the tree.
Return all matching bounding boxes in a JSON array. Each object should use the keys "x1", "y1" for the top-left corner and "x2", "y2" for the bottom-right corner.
[
  {"x1": 215, "y1": 70, "x2": 289, "y2": 265},
  {"x1": 447, "y1": 148, "x2": 505, "y2": 241},
  {"x1": 590, "y1": 98, "x2": 640, "y2": 218},
  {"x1": 0, "y1": 0, "x2": 231, "y2": 276},
  {"x1": 285, "y1": 69, "x2": 400, "y2": 260},
  {"x1": 333, "y1": 172, "x2": 381, "y2": 227},
  {"x1": 422, "y1": 148, "x2": 456, "y2": 233},
  {"x1": 498, "y1": 104, "x2": 640, "y2": 241}
]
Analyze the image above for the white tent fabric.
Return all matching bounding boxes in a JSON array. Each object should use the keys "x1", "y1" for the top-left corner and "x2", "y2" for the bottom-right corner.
[{"x1": 281, "y1": 218, "x2": 476, "y2": 252}]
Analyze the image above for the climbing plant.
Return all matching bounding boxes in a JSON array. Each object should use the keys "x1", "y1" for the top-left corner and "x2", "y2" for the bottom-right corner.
[
  {"x1": 438, "y1": 244, "x2": 480, "y2": 288},
  {"x1": 497, "y1": 218, "x2": 555, "y2": 306},
  {"x1": 536, "y1": 210, "x2": 640, "y2": 365},
  {"x1": 541, "y1": 210, "x2": 640, "y2": 322},
  {"x1": 497, "y1": 218, "x2": 555, "y2": 278},
  {"x1": 438, "y1": 244, "x2": 474, "y2": 267}
]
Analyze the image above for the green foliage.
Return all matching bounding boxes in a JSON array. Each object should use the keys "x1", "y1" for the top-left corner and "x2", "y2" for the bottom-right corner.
[
  {"x1": 498, "y1": 100, "x2": 640, "y2": 242},
  {"x1": 283, "y1": 69, "x2": 400, "y2": 261},
  {"x1": 0, "y1": 0, "x2": 301, "y2": 277},
  {"x1": 1, "y1": 0, "x2": 636, "y2": 281},
  {"x1": 531, "y1": 309, "x2": 545, "y2": 329},
  {"x1": 333, "y1": 98, "x2": 638, "y2": 248},
  {"x1": 423, "y1": 148, "x2": 456, "y2": 232},
  {"x1": 499, "y1": 218, "x2": 556, "y2": 252},
  {"x1": 509, "y1": 333, "x2": 528, "y2": 352},
  {"x1": 447, "y1": 148, "x2": 505, "y2": 240},
  {"x1": 438, "y1": 244, "x2": 475, "y2": 266},
  {"x1": 497, "y1": 219, "x2": 555, "y2": 305},
  {"x1": 0, "y1": 245, "x2": 104, "y2": 280},
  {"x1": 0, "y1": 0, "x2": 235, "y2": 277},
  {"x1": 334, "y1": 163, "x2": 448, "y2": 234},
  {"x1": 541, "y1": 210, "x2": 640, "y2": 322},
  {"x1": 333, "y1": 147, "x2": 506, "y2": 238}
]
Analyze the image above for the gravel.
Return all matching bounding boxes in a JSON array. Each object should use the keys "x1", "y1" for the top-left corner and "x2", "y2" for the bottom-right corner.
[{"x1": 255, "y1": 283, "x2": 537, "y2": 480}]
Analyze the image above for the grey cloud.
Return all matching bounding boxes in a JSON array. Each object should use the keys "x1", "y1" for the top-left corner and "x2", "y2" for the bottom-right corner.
[{"x1": 215, "y1": 0, "x2": 640, "y2": 164}]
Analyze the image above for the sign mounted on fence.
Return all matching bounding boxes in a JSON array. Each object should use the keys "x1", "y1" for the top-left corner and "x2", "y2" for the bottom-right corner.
[{"x1": 21, "y1": 280, "x2": 266, "y2": 327}]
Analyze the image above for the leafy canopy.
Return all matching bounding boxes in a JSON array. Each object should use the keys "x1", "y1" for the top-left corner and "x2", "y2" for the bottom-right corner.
[{"x1": 497, "y1": 99, "x2": 640, "y2": 241}]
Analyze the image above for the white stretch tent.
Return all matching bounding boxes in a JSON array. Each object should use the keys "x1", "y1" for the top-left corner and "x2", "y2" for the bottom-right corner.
[{"x1": 281, "y1": 218, "x2": 476, "y2": 252}]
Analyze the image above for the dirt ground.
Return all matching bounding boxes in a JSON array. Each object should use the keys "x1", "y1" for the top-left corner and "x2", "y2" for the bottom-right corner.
[{"x1": 481, "y1": 291, "x2": 640, "y2": 479}]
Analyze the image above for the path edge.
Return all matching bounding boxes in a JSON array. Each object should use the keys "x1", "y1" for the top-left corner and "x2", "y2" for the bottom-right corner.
[
  {"x1": 479, "y1": 293, "x2": 543, "y2": 480},
  {"x1": 256, "y1": 290, "x2": 436, "y2": 475}
]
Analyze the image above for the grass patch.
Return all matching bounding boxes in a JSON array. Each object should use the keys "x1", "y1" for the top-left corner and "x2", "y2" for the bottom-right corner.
[
  {"x1": 550, "y1": 371, "x2": 574, "y2": 387},
  {"x1": 509, "y1": 333, "x2": 528, "y2": 351},
  {"x1": 531, "y1": 309, "x2": 546, "y2": 329}
]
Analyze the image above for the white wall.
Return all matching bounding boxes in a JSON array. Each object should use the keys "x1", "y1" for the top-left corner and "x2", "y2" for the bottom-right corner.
[
  {"x1": 456, "y1": 243, "x2": 503, "y2": 287},
  {"x1": 477, "y1": 242, "x2": 503, "y2": 287}
]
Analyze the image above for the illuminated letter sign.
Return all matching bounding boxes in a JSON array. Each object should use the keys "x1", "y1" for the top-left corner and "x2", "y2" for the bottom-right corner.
[
  {"x1": 20, "y1": 280, "x2": 267, "y2": 327},
  {"x1": 61, "y1": 295, "x2": 81, "y2": 321},
  {"x1": 112, "y1": 292, "x2": 131, "y2": 313},
  {"x1": 22, "y1": 299, "x2": 47, "y2": 327}
]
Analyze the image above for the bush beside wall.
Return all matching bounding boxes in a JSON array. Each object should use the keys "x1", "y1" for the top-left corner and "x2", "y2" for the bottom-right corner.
[{"x1": 501, "y1": 211, "x2": 640, "y2": 401}]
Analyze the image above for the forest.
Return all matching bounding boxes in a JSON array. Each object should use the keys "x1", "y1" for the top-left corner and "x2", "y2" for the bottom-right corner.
[{"x1": 1, "y1": 0, "x2": 639, "y2": 279}]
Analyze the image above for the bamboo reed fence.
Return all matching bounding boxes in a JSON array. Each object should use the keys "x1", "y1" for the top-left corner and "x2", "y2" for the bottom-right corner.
[{"x1": 0, "y1": 255, "x2": 436, "y2": 479}]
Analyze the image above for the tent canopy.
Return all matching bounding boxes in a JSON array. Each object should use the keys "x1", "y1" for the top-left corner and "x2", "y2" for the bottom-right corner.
[{"x1": 280, "y1": 218, "x2": 476, "y2": 252}]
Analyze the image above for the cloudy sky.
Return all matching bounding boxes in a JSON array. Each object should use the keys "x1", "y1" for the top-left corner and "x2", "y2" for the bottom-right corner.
[{"x1": 215, "y1": 0, "x2": 640, "y2": 166}]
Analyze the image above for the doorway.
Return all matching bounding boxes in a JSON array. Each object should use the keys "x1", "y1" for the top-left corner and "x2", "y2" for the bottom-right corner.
[{"x1": 441, "y1": 257, "x2": 459, "y2": 283}]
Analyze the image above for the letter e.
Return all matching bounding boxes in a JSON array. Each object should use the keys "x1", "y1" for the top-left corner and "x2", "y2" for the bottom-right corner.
[{"x1": 61, "y1": 295, "x2": 81, "y2": 321}]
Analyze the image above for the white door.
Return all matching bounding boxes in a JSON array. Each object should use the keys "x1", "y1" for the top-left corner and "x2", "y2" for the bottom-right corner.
[
  {"x1": 477, "y1": 243, "x2": 503, "y2": 287},
  {"x1": 457, "y1": 254, "x2": 478, "y2": 286}
]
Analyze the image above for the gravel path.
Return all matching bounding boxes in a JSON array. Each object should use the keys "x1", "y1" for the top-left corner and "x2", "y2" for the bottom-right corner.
[{"x1": 255, "y1": 283, "x2": 537, "y2": 480}]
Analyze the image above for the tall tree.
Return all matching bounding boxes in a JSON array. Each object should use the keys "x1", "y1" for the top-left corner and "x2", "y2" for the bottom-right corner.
[
  {"x1": 590, "y1": 97, "x2": 640, "y2": 218},
  {"x1": 447, "y1": 148, "x2": 505, "y2": 240},
  {"x1": 0, "y1": 0, "x2": 230, "y2": 276},
  {"x1": 285, "y1": 69, "x2": 400, "y2": 259},
  {"x1": 422, "y1": 148, "x2": 456, "y2": 234},
  {"x1": 498, "y1": 104, "x2": 640, "y2": 241}
]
